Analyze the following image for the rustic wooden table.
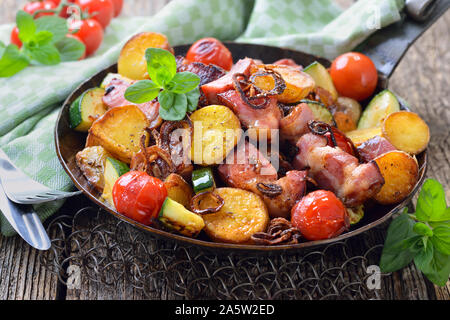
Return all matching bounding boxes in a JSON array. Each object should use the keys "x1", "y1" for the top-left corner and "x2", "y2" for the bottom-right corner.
[{"x1": 0, "y1": 0, "x2": 449, "y2": 300}]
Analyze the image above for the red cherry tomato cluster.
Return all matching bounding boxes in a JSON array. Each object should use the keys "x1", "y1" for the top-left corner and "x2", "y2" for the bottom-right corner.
[
  {"x1": 112, "y1": 171, "x2": 167, "y2": 226},
  {"x1": 10, "y1": 0, "x2": 124, "y2": 58}
]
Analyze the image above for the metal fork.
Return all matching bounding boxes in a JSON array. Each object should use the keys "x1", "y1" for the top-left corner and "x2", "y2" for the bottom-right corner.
[{"x1": 0, "y1": 148, "x2": 82, "y2": 205}]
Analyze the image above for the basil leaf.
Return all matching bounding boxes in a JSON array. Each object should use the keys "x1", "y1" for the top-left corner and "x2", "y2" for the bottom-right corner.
[
  {"x1": 431, "y1": 225, "x2": 450, "y2": 255},
  {"x1": 416, "y1": 179, "x2": 448, "y2": 222},
  {"x1": 25, "y1": 43, "x2": 61, "y2": 65},
  {"x1": 0, "y1": 41, "x2": 6, "y2": 57},
  {"x1": 16, "y1": 10, "x2": 36, "y2": 43},
  {"x1": 158, "y1": 91, "x2": 187, "y2": 121},
  {"x1": 34, "y1": 30, "x2": 54, "y2": 46},
  {"x1": 413, "y1": 222, "x2": 433, "y2": 237},
  {"x1": 419, "y1": 249, "x2": 450, "y2": 286},
  {"x1": 380, "y1": 213, "x2": 417, "y2": 272},
  {"x1": 0, "y1": 44, "x2": 29, "y2": 77},
  {"x1": 145, "y1": 48, "x2": 176, "y2": 87},
  {"x1": 167, "y1": 71, "x2": 201, "y2": 94},
  {"x1": 35, "y1": 15, "x2": 68, "y2": 43},
  {"x1": 124, "y1": 80, "x2": 160, "y2": 104},
  {"x1": 55, "y1": 36, "x2": 85, "y2": 61},
  {"x1": 185, "y1": 87, "x2": 200, "y2": 112},
  {"x1": 414, "y1": 239, "x2": 434, "y2": 271}
]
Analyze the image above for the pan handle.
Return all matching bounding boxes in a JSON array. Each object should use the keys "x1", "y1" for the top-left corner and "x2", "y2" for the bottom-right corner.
[{"x1": 355, "y1": 0, "x2": 449, "y2": 80}]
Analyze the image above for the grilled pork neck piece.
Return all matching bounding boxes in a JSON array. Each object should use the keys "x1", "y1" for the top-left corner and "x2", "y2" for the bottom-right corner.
[
  {"x1": 218, "y1": 89, "x2": 282, "y2": 141},
  {"x1": 293, "y1": 133, "x2": 384, "y2": 207},
  {"x1": 218, "y1": 141, "x2": 307, "y2": 218},
  {"x1": 201, "y1": 57, "x2": 255, "y2": 104},
  {"x1": 102, "y1": 78, "x2": 161, "y2": 128}
]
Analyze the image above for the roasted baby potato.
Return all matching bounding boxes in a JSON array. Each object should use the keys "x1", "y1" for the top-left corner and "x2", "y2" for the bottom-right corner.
[
  {"x1": 382, "y1": 111, "x2": 430, "y2": 155},
  {"x1": 118, "y1": 32, "x2": 173, "y2": 80},
  {"x1": 190, "y1": 105, "x2": 242, "y2": 165},
  {"x1": 346, "y1": 127, "x2": 383, "y2": 146},
  {"x1": 373, "y1": 151, "x2": 419, "y2": 205},
  {"x1": 86, "y1": 105, "x2": 150, "y2": 164},
  {"x1": 251, "y1": 64, "x2": 315, "y2": 103},
  {"x1": 202, "y1": 188, "x2": 269, "y2": 244},
  {"x1": 75, "y1": 146, "x2": 111, "y2": 191},
  {"x1": 164, "y1": 173, "x2": 194, "y2": 209}
]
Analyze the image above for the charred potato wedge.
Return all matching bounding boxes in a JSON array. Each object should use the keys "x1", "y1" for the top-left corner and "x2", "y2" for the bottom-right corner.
[
  {"x1": 202, "y1": 188, "x2": 269, "y2": 244},
  {"x1": 118, "y1": 32, "x2": 173, "y2": 80},
  {"x1": 164, "y1": 173, "x2": 194, "y2": 209},
  {"x1": 373, "y1": 151, "x2": 419, "y2": 205},
  {"x1": 190, "y1": 105, "x2": 241, "y2": 165},
  {"x1": 382, "y1": 111, "x2": 430, "y2": 155},
  {"x1": 75, "y1": 146, "x2": 111, "y2": 191},
  {"x1": 86, "y1": 105, "x2": 150, "y2": 164},
  {"x1": 251, "y1": 64, "x2": 315, "y2": 104}
]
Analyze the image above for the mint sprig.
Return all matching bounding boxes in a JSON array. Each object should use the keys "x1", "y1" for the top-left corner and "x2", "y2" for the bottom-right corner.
[
  {"x1": 380, "y1": 179, "x2": 450, "y2": 286},
  {"x1": 124, "y1": 48, "x2": 201, "y2": 121},
  {"x1": 0, "y1": 10, "x2": 85, "y2": 78}
]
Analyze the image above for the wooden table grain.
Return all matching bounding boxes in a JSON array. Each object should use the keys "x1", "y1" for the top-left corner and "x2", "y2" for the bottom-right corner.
[{"x1": 0, "y1": 0, "x2": 449, "y2": 300}]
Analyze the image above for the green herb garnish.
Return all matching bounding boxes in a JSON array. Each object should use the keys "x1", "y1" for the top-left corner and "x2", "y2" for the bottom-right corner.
[
  {"x1": 380, "y1": 179, "x2": 450, "y2": 286},
  {"x1": 124, "y1": 48, "x2": 201, "y2": 120},
  {"x1": 0, "y1": 10, "x2": 85, "y2": 78}
]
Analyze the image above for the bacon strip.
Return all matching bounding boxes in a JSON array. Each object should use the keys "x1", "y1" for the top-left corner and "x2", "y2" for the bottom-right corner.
[
  {"x1": 201, "y1": 58, "x2": 255, "y2": 104},
  {"x1": 357, "y1": 136, "x2": 396, "y2": 162},
  {"x1": 218, "y1": 141, "x2": 307, "y2": 218},
  {"x1": 102, "y1": 78, "x2": 161, "y2": 128},
  {"x1": 279, "y1": 103, "x2": 315, "y2": 144},
  {"x1": 293, "y1": 133, "x2": 384, "y2": 207}
]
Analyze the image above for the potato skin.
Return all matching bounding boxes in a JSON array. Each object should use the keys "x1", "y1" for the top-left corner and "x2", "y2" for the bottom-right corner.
[
  {"x1": 373, "y1": 151, "x2": 419, "y2": 205},
  {"x1": 382, "y1": 111, "x2": 430, "y2": 155},
  {"x1": 86, "y1": 105, "x2": 150, "y2": 164},
  {"x1": 251, "y1": 64, "x2": 315, "y2": 103},
  {"x1": 118, "y1": 32, "x2": 173, "y2": 80},
  {"x1": 202, "y1": 188, "x2": 269, "y2": 244},
  {"x1": 75, "y1": 146, "x2": 111, "y2": 191},
  {"x1": 190, "y1": 105, "x2": 241, "y2": 165},
  {"x1": 164, "y1": 173, "x2": 194, "y2": 209}
]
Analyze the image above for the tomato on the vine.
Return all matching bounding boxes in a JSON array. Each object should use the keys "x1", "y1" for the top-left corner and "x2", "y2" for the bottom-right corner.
[
  {"x1": 186, "y1": 37, "x2": 233, "y2": 71},
  {"x1": 112, "y1": 171, "x2": 167, "y2": 225},
  {"x1": 69, "y1": 18, "x2": 104, "y2": 56},
  {"x1": 329, "y1": 52, "x2": 378, "y2": 101},
  {"x1": 291, "y1": 190, "x2": 349, "y2": 241},
  {"x1": 23, "y1": 0, "x2": 57, "y2": 18},
  {"x1": 110, "y1": 0, "x2": 124, "y2": 17},
  {"x1": 10, "y1": 26, "x2": 22, "y2": 48},
  {"x1": 75, "y1": 0, "x2": 114, "y2": 29}
]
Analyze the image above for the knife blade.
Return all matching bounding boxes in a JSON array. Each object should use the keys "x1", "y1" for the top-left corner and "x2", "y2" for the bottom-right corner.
[{"x1": 0, "y1": 180, "x2": 51, "y2": 250}]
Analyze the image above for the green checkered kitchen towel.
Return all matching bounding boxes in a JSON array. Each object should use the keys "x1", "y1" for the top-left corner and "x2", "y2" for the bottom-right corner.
[{"x1": 0, "y1": 0, "x2": 404, "y2": 236}]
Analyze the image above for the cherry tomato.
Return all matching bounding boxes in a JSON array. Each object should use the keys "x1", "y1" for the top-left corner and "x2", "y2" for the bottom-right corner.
[
  {"x1": 330, "y1": 52, "x2": 378, "y2": 101},
  {"x1": 112, "y1": 171, "x2": 167, "y2": 225},
  {"x1": 75, "y1": 0, "x2": 114, "y2": 29},
  {"x1": 325, "y1": 127, "x2": 358, "y2": 157},
  {"x1": 291, "y1": 190, "x2": 349, "y2": 241},
  {"x1": 110, "y1": 0, "x2": 124, "y2": 17},
  {"x1": 65, "y1": 34, "x2": 86, "y2": 60},
  {"x1": 23, "y1": 1, "x2": 57, "y2": 18},
  {"x1": 186, "y1": 37, "x2": 233, "y2": 71},
  {"x1": 69, "y1": 18, "x2": 104, "y2": 56},
  {"x1": 10, "y1": 26, "x2": 22, "y2": 48}
]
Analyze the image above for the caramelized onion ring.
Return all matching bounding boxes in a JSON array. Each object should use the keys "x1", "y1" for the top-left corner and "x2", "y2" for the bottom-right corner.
[
  {"x1": 256, "y1": 182, "x2": 283, "y2": 198},
  {"x1": 190, "y1": 191, "x2": 224, "y2": 215},
  {"x1": 232, "y1": 73, "x2": 270, "y2": 110},
  {"x1": 308, "y1": 120, "x2": 337, "y2": 147},
  {"x1": 249, "y1": 69, "x2": 286, "y2": 98}
]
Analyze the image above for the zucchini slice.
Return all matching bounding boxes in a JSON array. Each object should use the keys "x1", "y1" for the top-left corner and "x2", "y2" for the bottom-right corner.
[
  {"x1": 101, "y1": 157, "x2": 130, "y2": 207},
  {"x1": 159, "y1": 198, "x2": 205, "y2": 237},
  {"x1": 69, "y1": 87, "x2": 107, "y2": 132},
  {"x1": 100, "y1": 73, "x2": 133, "y2": 89},
  {"x1": 347, "y1": 205, "x2": 364, "y2": 225},
  {"x1": 300, "y1": 99, "x2": 335, "y2": 125},
  {"x1": 357, "y1": 90, "x2": 400, "y2": 129},
  {"x1": 192, "y1": 167, "x2": 215, "y2": 194},
  {"x1": 303, "y1": 61, "x2": 338, "y2": 101}
]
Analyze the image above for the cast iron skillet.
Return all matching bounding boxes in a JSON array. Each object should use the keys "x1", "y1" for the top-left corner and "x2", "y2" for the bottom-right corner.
[{"x1": 55, "y1": 2, "x2": 449, "y2": 253}]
